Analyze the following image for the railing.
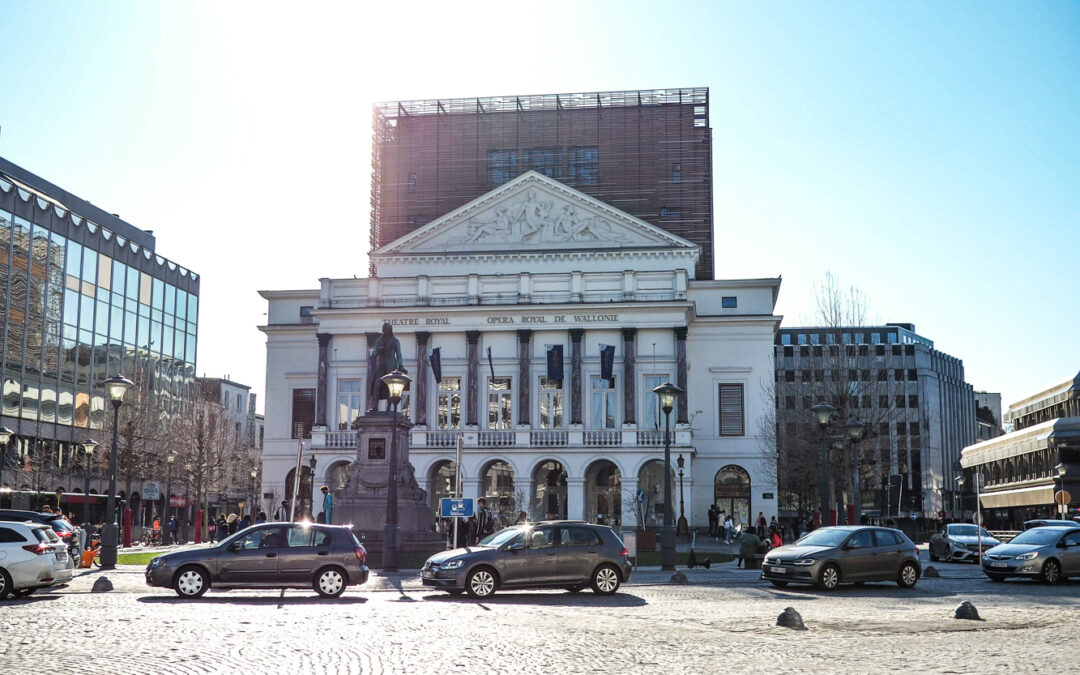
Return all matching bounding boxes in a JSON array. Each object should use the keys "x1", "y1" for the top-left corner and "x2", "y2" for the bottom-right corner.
[
  {"x1": 426, "y1": 430, "x2": 461, "y2": 448},
  {"x1": 324, "y1": 431, "x2": 357, "y2": 449},
  {"x1": 636, "y1": 430, "x2": 665, "y2": 446},
  {"x1": 530, "y1": 430, "x2": 568, "y2": 447},
  {"x1": 478, "y1": 431, "x2": 516, "y2": 447},
  {"x1": 584, "y1": 430, "x2": 621, "y2": 447}
]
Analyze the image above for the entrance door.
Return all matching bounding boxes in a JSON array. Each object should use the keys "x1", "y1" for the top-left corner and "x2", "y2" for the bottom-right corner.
[{"x1": 714, "y1": 465, "x2": 751, "y2": 528}]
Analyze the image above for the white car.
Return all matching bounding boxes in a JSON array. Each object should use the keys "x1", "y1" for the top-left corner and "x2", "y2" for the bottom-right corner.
[{"x1": 0, "y1": 522, "x2": 74, "y2": 598}]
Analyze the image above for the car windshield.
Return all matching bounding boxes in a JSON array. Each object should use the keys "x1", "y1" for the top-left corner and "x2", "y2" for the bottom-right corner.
[
  {"x1": 795, "y1": 529, "x2": 850, "y2": 547},
  {"x1": 1010, "y1": 528, "x2": 1064, "y2": 546},
  {"x1": 478, "y1": 527, "x2": 526, "y2": 548},
  {"x1": 948, "y1": 525, "x2": 990, "y2": 537}
]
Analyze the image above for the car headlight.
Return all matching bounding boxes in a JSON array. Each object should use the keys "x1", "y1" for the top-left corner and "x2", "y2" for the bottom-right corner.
[
  {"x1": 792, "y1": 558, "x2": 815, "y2": 566},
  {"x1": 441, "y1": 559, "x2": 464, "y2": 570},
  {"x1": 1014, "y1": 552, "x2": 1039, "y2": 560}
]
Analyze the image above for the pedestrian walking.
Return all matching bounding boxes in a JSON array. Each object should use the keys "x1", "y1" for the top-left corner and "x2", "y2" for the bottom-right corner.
[
  {"x1": 216, "y1": 515, "x2": 228, "y2": 542},
  {"x1": 707, "y1": 505, "x2": 718, "y2": 539},
  {"x1": 723, "y1": 514, "x2": 733, "y2": 543},
  {"x1": 227, "y1": 513, "x2": 238, "y2": 535},
  {"x1": 769, "y1": 526, "x2": 782, "y2": 550},
  {"x1": 321, "y1": 485, "x2": 333, "y2": 525},
  {"x1": 468, "y1": 497, "x2": 496, "y2": 545},
  {"x1": 274, "y1": 500, "x2": 288, "y2": 522},
  {"x1": 755, "y1": 512, "x2": 767, "y2": 538},
  {"x1": 168, "y1": 516, "x2": 178, "y2": 544},
  {"x1": 737, "y1": 524, "x2": 761, "y2": 568}
]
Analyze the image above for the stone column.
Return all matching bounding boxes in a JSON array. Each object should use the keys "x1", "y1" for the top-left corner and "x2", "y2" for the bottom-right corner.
[
  {"x1": 566, "y1": 477, "x2": 587, "y2": 521},
  {"x1": 315, "y1": 333, "x2": 331, "y2": 427},
  {"x1": 415, "y1": 332, "x2": 430, "y2": 426},
  {"x1": 517, "y1": 330, "x2": 531, "y2": 426},
  {"x1": 621, "y1": 328, "x2": 636, "y2": 426},
  {"x1": 675, "y1": 327, "x2": 688, "y2": 424},
  {"x1": 466, "y1": 331, "x2": 480, "y2": 427},
  {"x1": 570, "y1": 329, "x2": 584, "y2": 425}
]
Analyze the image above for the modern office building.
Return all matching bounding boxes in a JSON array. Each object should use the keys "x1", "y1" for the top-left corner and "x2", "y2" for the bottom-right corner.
[
  {"x1": 0, "y1": 156, "x2": 199, "y2": 513},
  {"x1": 975, "y1": 391, "x2": 1003, "y2": 441},
  {"x1": 773, "y1": 323, "x2": 976, "y2": 523},
  {"x1": 370, "y1": 87, "x2": 715, "y2": 280},
  {"x1": 960, "y1": 371, "x2": 1079, "y2": 528},
  {"x1": 261, "y1": 92, "x2": 782, "y2": 532}
]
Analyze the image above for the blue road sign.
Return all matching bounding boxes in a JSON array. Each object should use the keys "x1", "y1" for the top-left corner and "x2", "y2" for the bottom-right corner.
[
  {"x1": 440, "y1": 498, "x2": 475, "y2": 518},
  {"x1": 636, "y1": 490, "x2": 646, "y2": 504}
]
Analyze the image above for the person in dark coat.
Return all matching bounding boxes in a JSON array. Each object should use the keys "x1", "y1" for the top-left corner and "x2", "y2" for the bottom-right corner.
[{"x1": 737, "y1": 525, "x2": 761, "y2": 568}]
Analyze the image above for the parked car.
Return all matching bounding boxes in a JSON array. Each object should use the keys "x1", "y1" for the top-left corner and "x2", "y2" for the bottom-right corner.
[
  {"x1": 981, "y1": 526, "x2": 1080, "y2": 583},
  {"x1": 761, "y1": 525, "x2": 921, "y2": 590},
  {"x1": 928, "y1": 524, "x2": 1001, "y2": 562},
  {"x1": 1022, "y1": 519, "x2": 1080, "y2": 530},
  {"x1": 0, "y1": 509, "x2": 82, "y2": 559},
  {"x1": 145, "y1": 522, "x2": 368, "y2": 599},
  {"x1": 0, "y1": 521, "x2": 75, "y2": 598},
  {"x1": 421, "y1": 521, "x2": 632, "y2": 598}
]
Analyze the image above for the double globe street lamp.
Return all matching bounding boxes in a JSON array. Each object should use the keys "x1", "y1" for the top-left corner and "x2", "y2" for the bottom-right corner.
[
  {"x1": 810, "y1": 402, "x2": 837, "y2": 526},
  {"x1": 652, "y1": 380, "x2": 683, "y2": 572},
  {"x1": 81, "y1": 438, "x2": 98, "y2": 527},
  {"x1": 100, "y1": 374, "x2": 134, "y2": 570},
  {"x1": 381, "y1": 369, "x2": 412, "y2": 572}
]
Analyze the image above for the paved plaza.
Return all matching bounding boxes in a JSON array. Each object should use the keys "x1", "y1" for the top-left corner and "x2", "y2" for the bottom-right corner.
[{"x1": 2, "y1": 558, "x2": 1078, "y2": 674}]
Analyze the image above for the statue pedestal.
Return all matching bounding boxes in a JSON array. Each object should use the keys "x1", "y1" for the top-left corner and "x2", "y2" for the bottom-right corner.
[{"x1": 335, "y1": 411, "x2": 442, "y2": 554}]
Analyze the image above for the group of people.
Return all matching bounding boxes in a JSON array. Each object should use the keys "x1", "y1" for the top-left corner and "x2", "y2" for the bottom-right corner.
[
  {"x1": 706, "y1": 505, "x2": 736, "y2": 543},
  {"x1": 441, "y1": 497, "x2": 499, "y2": 548}
]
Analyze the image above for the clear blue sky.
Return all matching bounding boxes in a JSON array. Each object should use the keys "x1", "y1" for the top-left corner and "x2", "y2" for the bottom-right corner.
[{"x1": 1, "y1": 1, "x2": 1077, "y2": 412}]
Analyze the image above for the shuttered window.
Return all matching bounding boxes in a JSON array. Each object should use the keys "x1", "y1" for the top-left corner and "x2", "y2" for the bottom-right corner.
[
  {"x1": 718, "y1": 384, "x2": 744, "y2": 436},
  {"x1": 291, "y1": 388, "x2": 315, "y2": 439}
]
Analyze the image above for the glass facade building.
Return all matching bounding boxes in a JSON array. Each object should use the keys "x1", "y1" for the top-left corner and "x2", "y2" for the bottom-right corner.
[{"x1": 0, "y1": 157, "x2": 199, "y2": 491}]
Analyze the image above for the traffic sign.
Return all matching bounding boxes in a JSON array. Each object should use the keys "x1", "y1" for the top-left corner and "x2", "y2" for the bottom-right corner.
[
  {"x1": 440, "y1": 498, "x2": 474, "y2": 518},
  {"x1": 636, "y1": 490, "x2": 646, "y2": 504},
  {"x1": 1055, "y1": 490, "x2": 1071, "y2": 506}
]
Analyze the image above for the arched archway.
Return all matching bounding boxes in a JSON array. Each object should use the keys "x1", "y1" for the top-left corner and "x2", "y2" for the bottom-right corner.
[
  {"x1": 327, "y1": 461, "x2": 352, "y2": 495},
  {"x1": 480, "y1": 460, "x2": 515, "y2": 523},
  {"x1": 531, "y1": 460, "x2": 567, "y2": 520},
  {"x1": 714, "y1": 465, "x2": 751, "y2": 528},
  {"x1": 637, "y1": 460, "x2": 675, "y2": 528},
  {"x1": 428, "y1": 460, "x2": 458, "y2": 511},
  {"x1": 585, "y1": 460, "x2": 621, "y2": 526}
]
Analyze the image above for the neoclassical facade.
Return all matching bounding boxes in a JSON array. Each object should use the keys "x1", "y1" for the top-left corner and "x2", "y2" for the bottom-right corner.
[{"x1": 259, "y1": 172, "x2": 781, "y2": 530}]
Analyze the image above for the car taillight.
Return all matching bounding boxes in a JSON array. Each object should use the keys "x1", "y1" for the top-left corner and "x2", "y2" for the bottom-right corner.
[
  {"x1": 620, "y1": 547, "x2": 628, "y2": 557},
  {"x1": 354, "y1": 546, "x2": 367, "y2": 565},
  {"x1": 23, "y1": 543, "x2": 50, "y2": 555}
]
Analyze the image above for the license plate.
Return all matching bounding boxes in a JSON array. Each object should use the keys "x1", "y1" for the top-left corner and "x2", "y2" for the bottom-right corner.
[
  {"x1": 55, "y1": 551, "x2": 67, "y2": 561},
  {"x1": 990, "y1": 562, "x2": 1008, "y2": 568},
  {"x1": 421, "y1": 570, "x2": 434, "y2": 578},
  {"x1": 770, "y1": 566, "x2": 787, "y2": 574}
]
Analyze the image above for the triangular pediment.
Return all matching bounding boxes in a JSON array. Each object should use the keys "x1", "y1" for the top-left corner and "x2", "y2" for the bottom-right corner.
[{"x1": 373, "y1": 171, "x2": 699, "y2": 258}]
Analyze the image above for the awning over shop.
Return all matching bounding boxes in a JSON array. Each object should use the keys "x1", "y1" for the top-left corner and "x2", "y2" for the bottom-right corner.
[{"x1": 979, "y1": 484, "x2": 1055, "y2": 509}]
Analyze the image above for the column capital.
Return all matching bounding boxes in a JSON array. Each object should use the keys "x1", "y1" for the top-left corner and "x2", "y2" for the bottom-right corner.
[
  {"x1": 517, "y1": 329, "x2": 532, "y2": 343},
  {"x1": 673, "y1": 326, "x2": 688, "y2": 341},
  {"x1": 316, "y1": 332, "x2": 332, "y2": 347},
  {"x1": 466, "y1": 330, "x2": 481, "y2": 345},
  {"x1": 416, "y1": 331, "x2": 430, "y2": 345},
  {"x1": 621, "y1": 327, "x2": 637, "y2": 342},
  {"x1": 569, "y1": 328, "x2": 584, "y2": 342}
]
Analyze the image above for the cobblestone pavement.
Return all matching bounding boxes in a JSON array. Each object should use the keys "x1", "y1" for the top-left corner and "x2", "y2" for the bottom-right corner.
[{"x1": 3, "y1": 561, "x2": 1077, "y2": 674}]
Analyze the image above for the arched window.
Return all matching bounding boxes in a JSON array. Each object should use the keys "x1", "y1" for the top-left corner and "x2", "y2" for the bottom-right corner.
[
  {"x1": 531, "y1": 460, "x2": 567, "y2": 520},
  {"x1": 428, "y1": 460, "x2": 458, "y2": 511},
  {"x1": 585, "y1": 460, "x2": 621, "y2": 526},
  {"x1": 714, "y1": 465, "x2": 751, "y2": 528},
  {"x1": 481, "y1": 460, "x2": 515, "y2": 523},
  {"x1": 328, "y1": 461, "x2": 351, "y2": 494},
  {"x1": 637, "y1": 460, "x2": 675, "y2": 528}
]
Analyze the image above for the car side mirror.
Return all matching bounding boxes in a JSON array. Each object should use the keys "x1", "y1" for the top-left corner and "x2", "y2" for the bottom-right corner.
[
  {"x1": 228, "y1": 541, "x2": 241, "y2": 552},
  {"x1": 506, "y1": 542, "x2": 525, "y2": 552}
]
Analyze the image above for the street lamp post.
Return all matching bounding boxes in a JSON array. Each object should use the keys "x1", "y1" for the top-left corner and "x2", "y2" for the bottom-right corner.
[
  {"x1": 183, "y1": 464, "x2": 192, "y2": 543},
  {"x1": 811, "y1": 402, "x2": 837, "y2": 526},
  {"x1": 164, "y1": 452, "x2": 176, "y2": 544},
  {"x1": 1055, "y1": 463, "x2": 1067, "y2": 517},
  {"x1": 100, "y1": 374, "x2": 133, "y2": 570},
  {"x1": 676, "y1": 454, "x2": 688, "y2": 537},
  {"x1": 308, "y1": 455, "x2": 317, "y2": 519},
  {"x1": 250, "y1": 467, "x2": 259, "y2": 520},
  {"x1": 0, "y1": 426, "x2": 13, "y2": 500},
  {"x1": 843, "y1": 419, "x2": 864, "y2": 524},
  {"x1": 81, "y1": 439, "x2": 98, "y2": 527},
  {"x1": 381, "y1": 369, "x2": 412, "y2": 572},
  {"x1": 652, "y1": 380, "x2": 683, "y2": 571}
]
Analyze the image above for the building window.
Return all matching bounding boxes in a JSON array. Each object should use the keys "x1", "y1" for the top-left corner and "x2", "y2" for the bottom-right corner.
[
  {"x1": 671, "y1": 162, "x2": 682, "y2": 183},
  {"x1": 896, "y1": 395, "x2": 907, "y2": 409},
  {"x1": 908, "y1": 395, "x2": 919, "y2": 408},
  {"x1": 568, "y1": 146, "x2": 598, "y2": 185},
  {"x1": 291, "y1": 388, "x2": 315, "y2": 439},
  {"x1": 488, "y1": 377, "x2": 512, "y2": 429},
  {"x1": 590, "y1": 375, "x2": 616, "y2": 429},
  {"x1": 488, "y1": 149, "x2": 517, "y2": 187},
  {"x1": 895, "y1": 369, "x2": 905, "y2": 381},
  {"x1": 660, "y1": 208, "x2": 681, "y2": 221},
  {"x1": 299, "y1": 306, "x2": 313, "y2": 319},
  {"x1": 780, "y1": 334, "x2": 791, "y2": 345},
  {"x1": 798, "y1": 334, "x2": 807, "y2": 346},
  {"x1": 643, "y1": 375, "x2": 668, "y2": 429},
  {"x1": 524, "y1": 148, "x2": 563, "y2": 179},
  {"x1": 718, "y1": 383, "x2": 744, "y2": 436},
  {"x1": 908, "y1": 369, "x2": 918, "y2": 381},
  {"x1": 722, "y1": 296, "x2": 737, "y2": 309},
  {"x1": 538, "y1": 377, "x2": 564, "y2": 429},
  {"x1": 879, "y1": 395, "x2": 889, "y2": 408},
  {"x1": 785, "y1": 395, "x2": 795, "y2": 409},
  {"x1": 337, "y1": 379, "x2": 364, "y2": 430},
  {"x1": 871, "y1": 333, "x2": 881, "y2": 344},
  {"x1": 437, "y1": 377, "x2": 462, "y2": 430}
]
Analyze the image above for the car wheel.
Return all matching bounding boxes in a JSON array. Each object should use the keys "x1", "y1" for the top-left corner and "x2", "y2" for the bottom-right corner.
[
  {"x1": 897, "y1": 562, "x2": 919, "y2": 589},
  {"x1": 0, "y1": 568, "x2": 12, "y2": 599},
  {"x1": 1040, "y1": 560, "x2": 1061, "y2": 584},
  {"x1": 816, "y1": 564, "x2": 840, "y2": 591},
  {"x1": 591, "y1": 564, "x2": 621, "y2": 595},
  {"x1": 986, "y1": 573, "x2": 1006, "y2": 582},
  {"x1": 173, "y1": 565, "x2": 210, "y2": 598},
  {"x1": 769, "y1": 580, "x2": 789, "y2": 588},
  {"x1": 314, "y1": 567, "x2": 347, "y2": 598},
  {"x1": 465, "y1": 567, "x2": 498, "y2": 598}
]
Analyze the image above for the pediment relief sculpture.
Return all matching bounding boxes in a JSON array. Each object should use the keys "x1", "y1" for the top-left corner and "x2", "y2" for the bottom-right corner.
[{"x1": 461, "y1": 190, "x2": 628, "y2": 245}]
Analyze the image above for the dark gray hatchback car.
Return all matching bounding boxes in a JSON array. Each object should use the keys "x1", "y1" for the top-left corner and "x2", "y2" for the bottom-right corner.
[
  {"x1": 761, "y1": 525, "x2": 921, "y2": 590},
  {"x1": 145, "y1": 523, "x2": 369, "y2": 599},
  {"x1": 422, "y1": 521, "x2": 632, "y2": 598}
]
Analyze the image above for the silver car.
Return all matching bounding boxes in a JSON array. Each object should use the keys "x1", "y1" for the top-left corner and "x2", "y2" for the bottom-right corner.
[
  {"x1": 0, "y1": 522, "x2": 74, "y2": 598},
  {"x1": 929, "y1": 524, "x2": 1001, "y2": 562},
  {"x1": 761, "y1": 526, "x2": 921, "y2": 591},
  {"x1": 145, "y1": 522, "x2": 369, "y2": 599},
  {"x1": 421, "y1": 521, "x2": 632, "y2": 598},
  {"x1": 981, "y1": 526, "x2": 1080, "y2": 584}
]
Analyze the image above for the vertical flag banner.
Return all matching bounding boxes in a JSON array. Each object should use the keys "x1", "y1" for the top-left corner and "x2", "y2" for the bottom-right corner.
[
  {"x1": 429, "y1": 347, "x2": 442, "y2": 384},
  {"x1": 600, "y1": 344, "x2": 615, "y2": 382},
  {"x1": 487, "y1": 345, "x2": 495, "y2": 379},
  {"x1": 546, "y1": 344, "x2": 564, "y2": 382}
]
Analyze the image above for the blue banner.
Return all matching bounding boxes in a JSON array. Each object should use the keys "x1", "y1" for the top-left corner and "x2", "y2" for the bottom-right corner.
[
  {"x1": 546, "y1": 344, "x2": 564, "y2": 381},
  {"x1": 600, "y1": 344, "x2": 615, "y2": 382},
  {"x1": 429, "y1": 347, "x2": 442, "y2": 384},
  {"x1": 487, "y1": 345, "x2": 495, "y2": 379}
]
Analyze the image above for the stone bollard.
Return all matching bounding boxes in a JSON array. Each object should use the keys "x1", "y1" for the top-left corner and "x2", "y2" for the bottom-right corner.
[
  {"x1": 670, "y1": 571, "x2": 689, "y2": 584},
  {"x1": 776, "y1": 607, "x2": 806, "y2": 630},
  {"x1": 923, "y1": 566, "x2": 940, "y2": 578},
  {"x1": 954, "y1": 601, "x2": 983, "y2": 621},
  {"x1": 91, "y1": 577, "x2": 114, "y2": 593}
]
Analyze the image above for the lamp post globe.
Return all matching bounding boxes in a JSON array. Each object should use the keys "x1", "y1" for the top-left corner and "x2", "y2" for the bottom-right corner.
[
  {"x1": 381, "y1": 369, "x2": 412, "y2": 572},
  {"x1": 652, "y1": 380, "x2": 683, "y2": 571},
  {"x1": 81, "y1": 438, "x2": 98, "y2": 527},
  {"x1": 250, "y1": 468, "x2": 259, "y2": 520},
  {"x1": 810, "y1": 402, "x2": 837, "y2": 527},
  {"x1": 1055, "y1": 463, "x2": 1067, "y2": 515},
  {"x1": 100, "y1": 374, "x2": 134, "y2": 570}
]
